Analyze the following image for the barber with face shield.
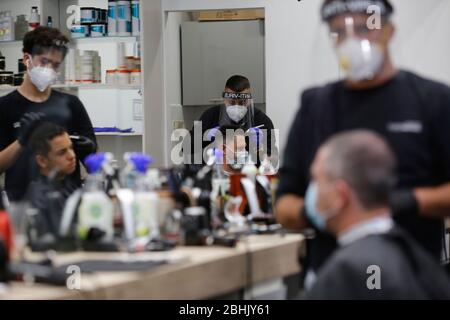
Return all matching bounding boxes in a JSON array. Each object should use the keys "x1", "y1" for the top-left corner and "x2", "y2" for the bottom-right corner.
[
  {"x1": 276, "y1": 0, "x2": 450, "y2": 286},
  {"x1": 189, "y1": 75, "x2": 277, "y2": 166},
  {"x1": 0, "y1": 27, "x2": 97, "y2": 202}
]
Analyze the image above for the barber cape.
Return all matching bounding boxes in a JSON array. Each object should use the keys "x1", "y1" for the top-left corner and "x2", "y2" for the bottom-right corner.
[
  {"x1": 26, "y1": 175, "x2": 78, "y2": 238},
  {"x1": 305, "y1": 225, "x2": 450, "y2": 300}
]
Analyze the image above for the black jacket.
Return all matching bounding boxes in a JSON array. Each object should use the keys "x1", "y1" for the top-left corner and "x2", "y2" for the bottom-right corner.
[{"x1": 306, "y1": 226, "x2": 450, "y2": 300}]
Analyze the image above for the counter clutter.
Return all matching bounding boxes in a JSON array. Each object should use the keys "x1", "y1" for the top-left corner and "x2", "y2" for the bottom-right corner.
[{"x1": 0, "y1": 149, "x2": 286, "y2": 295}]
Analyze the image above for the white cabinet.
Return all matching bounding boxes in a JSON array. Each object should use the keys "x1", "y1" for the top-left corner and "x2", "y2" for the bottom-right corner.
[{"x1": 181, "y1": 20, "x2": 265, "y2": 106}]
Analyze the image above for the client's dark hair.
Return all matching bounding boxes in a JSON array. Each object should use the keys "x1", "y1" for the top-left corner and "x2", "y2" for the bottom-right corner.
[{"x1": 29, "y1": 122, "x2": 68, "y2": 156}]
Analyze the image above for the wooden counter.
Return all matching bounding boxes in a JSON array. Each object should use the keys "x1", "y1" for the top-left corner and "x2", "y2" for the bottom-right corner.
[{"x1": 1, "y1": 234, "x2": 304, "y2": 300}]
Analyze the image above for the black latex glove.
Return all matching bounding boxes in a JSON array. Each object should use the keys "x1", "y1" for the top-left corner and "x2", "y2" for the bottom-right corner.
[
  {"x1": 389, "y1": 189, "x2": 419, "y2": 218},
  {"x1": 70, "y1": 135, "x2": 97, "y2": 159},
  {"x1": 17, "y1": 112, "x2": 46, "y2": 146}
]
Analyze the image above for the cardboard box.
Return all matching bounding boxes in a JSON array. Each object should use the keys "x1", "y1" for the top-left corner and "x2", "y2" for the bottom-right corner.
[{"x1": 195, "y1": 9, "x2": 265, "y2": 21}]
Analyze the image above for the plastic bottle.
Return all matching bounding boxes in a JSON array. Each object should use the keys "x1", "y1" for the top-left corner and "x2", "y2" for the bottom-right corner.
[
  {"x1": 78, "y1": 153, "x2": 114, "y2": 242},
  {"x1": 1, "y1": 11, "x2": 15, "y2": 41},
  {"x1": 210, "y1": 149, "x2": 230, "y2": 227},
  {"x1": 47, "y1": 16, "x2": 52, "y2": 28},
  {"x1": 15, "y1": 15, "x2": 28, "y2": 41},
  {"x1": 131, "y1": 0, "x2": 140, "y2": 36},
  {"x1": 125, "y1": 153, "x2": 160, "y2": 239},
  {"x1": 116, "y1": 0, "x2": 131, "y2": 36},
  {"x1": 29, "y1": 7, "x2": 40, "y2": 31},
  {"x1": 108, "y1": 0, "x2": 117, "y2": 36}
]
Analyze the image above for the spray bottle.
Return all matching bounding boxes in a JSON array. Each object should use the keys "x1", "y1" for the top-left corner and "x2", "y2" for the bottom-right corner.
[
  {"x1": 78, "y1": 153, "x2": 114, "y2": 242},
  {"x1": 128, "y1": 153, "x2": 160, "y2": 240},
  {"x1": 210, "y1": 149, "x2": 230, "y2": 227}
]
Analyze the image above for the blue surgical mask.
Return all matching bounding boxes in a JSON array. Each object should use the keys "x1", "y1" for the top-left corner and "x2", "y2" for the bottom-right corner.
[
  {"x1": 305, "y1": 183, "x2": 327, "y2": 231},
  {"x1": 305, "y1": 182, "x2": 340, "y2": 231}
]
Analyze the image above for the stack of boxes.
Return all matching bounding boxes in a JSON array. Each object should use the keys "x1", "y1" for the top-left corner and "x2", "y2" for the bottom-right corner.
[
  {"x1": 64, "y1": 49, "x2": 102, "y2": 84},
  {"x1": 105, "y1": 42, "x2": 141, "y2": 86}
]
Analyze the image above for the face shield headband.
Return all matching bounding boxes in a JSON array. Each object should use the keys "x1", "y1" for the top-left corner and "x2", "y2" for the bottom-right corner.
[{"x1": 321, "y1": 0, "x2": 393, "y2": 22}]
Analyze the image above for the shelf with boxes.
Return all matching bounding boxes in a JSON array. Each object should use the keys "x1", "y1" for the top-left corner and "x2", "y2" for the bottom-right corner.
[
  {"x1": 0, "y1": 36, "x2": 138, "y2": 47},
  {"x1": 62, "y1": 42, "x2": 142, "y2": 88},
  {"x1": 70, "y1": 1, "x2": 140, "y2": 39}
]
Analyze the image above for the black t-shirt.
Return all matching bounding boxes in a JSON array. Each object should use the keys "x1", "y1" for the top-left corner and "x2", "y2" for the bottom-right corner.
[
  {"x1": 0, "y1": 90, "x2": 97, "y2": 201},
  {"x1": 277, "y1": 70, "x2": 450, "y2": 270}
]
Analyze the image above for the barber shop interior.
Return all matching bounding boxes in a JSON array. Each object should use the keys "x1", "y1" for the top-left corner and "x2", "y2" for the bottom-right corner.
[{"x1": 0, "y1": 0, "x2": 450, "y2": 304}]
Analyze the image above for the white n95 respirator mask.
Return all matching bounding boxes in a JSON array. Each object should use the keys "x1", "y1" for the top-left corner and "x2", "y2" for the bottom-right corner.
[
  {"x1": 226, "y1": 105, "x2": 248, "y2": 123},
  {"x1": 27, "y1": 58, "x2": 57, "y2": 92},
  {"x1": 337, "y1": 37, "x2": 384, "y2": 82}
]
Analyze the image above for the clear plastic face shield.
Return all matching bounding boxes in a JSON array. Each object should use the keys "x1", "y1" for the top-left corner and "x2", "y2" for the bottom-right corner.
[
  {"x1": 25, "y1": 41, "x2": 68, "y2": 91},
  {"x1": 220, "y1": 91, "x2": 255, "y2": 129},
  {"x1": 330, "y1": 15, "x2": 385, "y2": 81}
]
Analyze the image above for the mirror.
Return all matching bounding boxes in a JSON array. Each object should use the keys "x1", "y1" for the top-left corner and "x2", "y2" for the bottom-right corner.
[{"x1": 164, "y1": 9, "x2": 267, "y2": 165}]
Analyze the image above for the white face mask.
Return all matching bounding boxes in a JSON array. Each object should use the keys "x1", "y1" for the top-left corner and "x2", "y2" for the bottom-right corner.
[
  {"x1": 337, "y1": 38, "x2": 384, "y2": 82},
  {"x1": 226, "y1": 105, "x2": 248, "y2": 123},
  {"x1": 27, "y1": 57, "x2": 57, "y2": 92}
]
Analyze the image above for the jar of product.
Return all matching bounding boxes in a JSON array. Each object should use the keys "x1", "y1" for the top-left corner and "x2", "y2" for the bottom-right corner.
[
  {"x1": 108, "y1": 1, "x2": 118, "y2": 36},
  {"x1": 115, "y1": 69, "x2": 130, "y2": 85},
  {"x1": 106, "y1": 69, "x2": 116, "y2": 84},
  {"x1": 125, "y1": 56, "x2": 135, "y2": 70},
  {"x1": 0, "y1": 71, "x2": 14, "y2": 86},
  {"x1": 129, "y1": 69, "x2": 141, "y2": 85},
  {"x1": 131, "y1": 0, "x2": 140, "y2": 36},
  {"x1": 80, "y1": 7, "x2": 97, "y2": 25},
  {"x1": 90, "y1": 24, "x2": 106, "y2": 37},
  {"x1": 133, "y1": 57, "x2": 141, "y2": 70},
  {"x1": 71, "y1": 24, "x2": 89, "y2": 38},
  {"x1": 117, "y1": 0, "x2": 132, "y2": 36},
  {"x1": 15, "y1": 15, "x2": 29, "y2": 40},
  {"x1": 81, "y1": 53, "x2": 95, "y2": 82}
]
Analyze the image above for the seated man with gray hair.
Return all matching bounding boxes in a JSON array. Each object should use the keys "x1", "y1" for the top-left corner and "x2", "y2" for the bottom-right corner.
[{"x1": 304, "y1": 130, "x2": 450, "y2": 299}]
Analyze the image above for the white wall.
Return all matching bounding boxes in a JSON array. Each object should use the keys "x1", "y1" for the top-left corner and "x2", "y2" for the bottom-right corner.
[
  {"x1": 264, "y1": 0, "x2": 339, "y2": 154},
  {"x1": 265, "y1": 0, "x2": 450, "y2": 154},
  {"x1": 390, "y1": 0, "x2": 450, "y2": 85}
]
